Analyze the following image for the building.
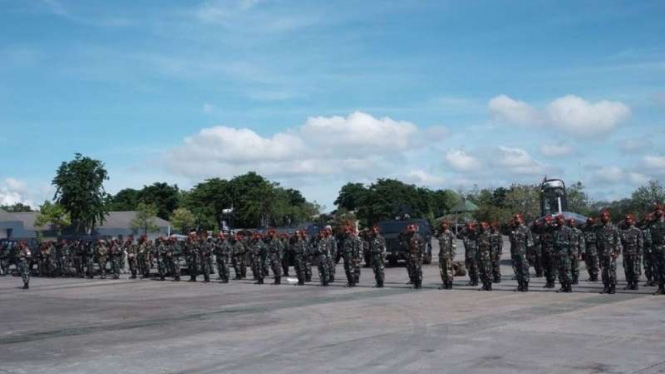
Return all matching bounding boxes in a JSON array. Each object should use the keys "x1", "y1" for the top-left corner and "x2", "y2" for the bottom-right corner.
[{"x1": 0, "y1": 209, "x2": 171, "y2": 240}]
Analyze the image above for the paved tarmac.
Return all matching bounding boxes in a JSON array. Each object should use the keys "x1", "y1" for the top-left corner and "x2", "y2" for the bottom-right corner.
[{"x1": 1, "y1": 240, "x2": 664, "y2": 374}]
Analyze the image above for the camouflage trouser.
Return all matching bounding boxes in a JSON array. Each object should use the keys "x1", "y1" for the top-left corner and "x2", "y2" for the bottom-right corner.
[
  {"x1": 269, "y1": 252, "x2": 281, "y2": 283},
  {"x1": 207, "y1": 256, "x2": 214, "y2": 275},
  {"x1": 371, "y1": 254, "x2": 385, "y2": 287},
  {"x1": 465, "y1": 251, "x2": 478, "y2": 284},
  {"x1": 353, "y1": 257, "x2": 361, "y2": 284},
  {"x1": 585, "y1": 249, "x2": 600, "y2": 279},
  {"x1": 556, "y1": 254, "x2": 572, "y2": 285},
  {"x1": 643, "y1": 249, "x2": 654, "y2": 282},
  {"x1": 110, "y1": 256, "x2": 121, "y2": 279},
  {"x1": 571, "y1": 255, "x2": 580, "y2": 281},
  {"x1": 19, "y1": 259, "x2": 30, "y2": 286},
  {"x1": 143, "y1": 256, "x2": 152, "y2": 277},
  {"x1": 282, "y1": 250, "x2": 290, "y2": 276},
  {"x1": 86, "y1": 257, "x2": 95, "y2": 278},
  {"x1": 137, "y1": 254, "x2": 146, "y2": 276},
  {"x1": 492, "y1": 250, "x2": 502, "y2": 281},
  {"x1": 652, "y1": 245, "x2": 665, "y2": 286},
  {"x1": 157, "y1": 256, "x2": 168, "y2": 279},
  {"x1": 188, "y1": 254, "x2": 200, "y2": 279},
  {"x1": 408, "y1": 253, "x2": 423, "y2": 285},
  {"x1": 128, "y1": 255, "x2": 138, "y2": 278},
  {"x1": 0, "y1": 258, "x2": 8, "y2": 276},
  {"x1": 305, "y1": 256, "x2": 313, "y2": 281},
  {"x1": 74, "y1": 257, "x2": 84, "y2": 278},
  {"x1": 251, "y1": 254, "x2": 263, "y2": 281},
  {"x1": 343, "y1": 252, "x2": 355, "y2": 285},
  {"x1": 199, "y1": 255, "x2": 211, "y2": 281},
  {"x1": 542, "y1": 250, "x2": 557, "y2": 283},
  {"x1": 528, "y1": 246, "x2": 543, "y2": 276},
  {"x1": 98, "y1": 257, "x2": 107, "y2": 279},
  {"x1": 600, "y1": 255, "x2": 617, "y2": 285},
  {"x1": 294, "y1": 254, "x2": 306, "y2": 284},
  {"x1": 327, "y1": 252, "x2": 336, "y2": 282},
  {"x1": 216, "y1": 256, "x2": 230, "y2": 282},
  {"x1": 170, "y1": 256, "x2": 181, "y2": 279},
  {"x1": 232, "y1": 255, "x2": 245, "y2": 279},
  {"x1": 439, "y1": 255, "x2": 454, "y2": 283},
  {"x1": 512, "y1": 252, "x2": 530, "y2": 283},
  {"x1": 478, "y1": 252, "x2": 492, "y2": 285},
  {"x1": 623, "y1": 254, "x2": 640, "y2": 284},
  {"x1": 316, "y1": 255, "x2": 330, "y2": 285}
]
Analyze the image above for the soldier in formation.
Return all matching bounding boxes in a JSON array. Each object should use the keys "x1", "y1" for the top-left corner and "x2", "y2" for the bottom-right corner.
[
  {"x1": 405, "y1": 224, "x2": 425, "y2": 289},
  {"x1": 553, "y1": 215, "x2": 574, "y2": 293},
  {"x1": 437, "y1": 220, "x2": 456, "y2": 290},
  {"x1": 458, "y1": 221, "x2": 479, "y2": 287},
  {"x1": 583, "y1": 217, "x2": 600, "y2": 282},
  {"x1": 477, "y1": 222, "x2": 493, "y2": 291},
  {"x1": 510, "y1": 214, "x2": 532, "y2": 292},
  {"x1": 368, "y1": 225, "x2": 386, "y2": 288}
]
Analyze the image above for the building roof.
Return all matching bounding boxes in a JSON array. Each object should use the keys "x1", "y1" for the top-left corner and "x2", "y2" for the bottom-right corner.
[{"x1": 0, "y1": 210, "x2": 170, "y2": 231}]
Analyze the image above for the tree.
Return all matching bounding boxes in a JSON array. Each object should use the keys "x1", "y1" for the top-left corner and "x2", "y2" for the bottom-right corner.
[
  {"x1": 107, "y1": 188, "x2": 140, "y2": 211},
  {"x1": 567, "y1": 181, "x2": 591, "y2": 216},
  {"x1": 632, "y1": 180, "x2": 665, "y2": 215},
  {"x1": 139, "y1": 182, "x2": 181, "y2": 220},
  {"x1": 131, "y1": 202, "x2": 160, "y2": 235},
  {"x1": 334, "y1": 183, "x2": 367, "y2": 211},
  {"x1": 34, "y1": 201, "x2": 71, "y2": 236},
  {"x1": 504, "y1": 184, "x2": 541, "y2": 222},
  {"x1": 52, "y1": 153, "x2": 109, "y2": 233},
  {"x1": 0, "y1": 203, "x2": 33, "y2": 212},
  {"x1": 170, "y1": 208, "x2": 196, "y2": 234}
]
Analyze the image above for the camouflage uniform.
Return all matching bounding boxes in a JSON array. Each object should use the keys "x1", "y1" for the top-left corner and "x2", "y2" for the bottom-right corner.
[
  {"x1": 622, "y1": 224, "x2": 643, "y2": 290},
  {"x1": 281, "y1": 237, "x2": 291, "y2": 277},
  {"x1": 597, "y1": 221, "x2": 622, "y2": 294},
  {"x1": 249, "y1": 237, "x2": 266, "y2": 284},
  {"x1": 540, "y1": 225, "x2": 557, "y2": 288},
  {"x1": 213, "y1": 237, "x2": 231, "y2": 283},
  {"x1": 169, "y1": 239, "x2": 182, "y2": 281},
  {"x1": 18, "y1": 245, "x2": 32, "y2": 289},
  {"x1": 583, "y1": 225, "x2": 600, "y2": 282},
  {"x1": 642, "y1": 224, "x2": 654, "y2": 286},
  {"x1": 553, "y1": 223, "x2": 574, "y2": 292},
  {"x1": 437, "y1": 229, "x2": 456, "y2": 289},
  {"x1": 0, "y1": 242, "x2": 9, "y2": 276},
  {"x1": 352, "y1": 235, "x2": 362, "y2": 284},
  {"x1": 289, "y1": 236, "x2": 303, "y2": 285},
  {"x1": 369, "y1": 233, "x2": 386, "y2": 288},
  {"x1": 529, "y1": 231, "x2": 543, "y2": 277},
  {"x1": 477, "y1": 227, "x2": 493, "y2": 291},
  {"x1": 406, "y1": 232, "x2": 425, "y2": 289},
  {"x1": 108, "y1": 240, "x2": 121, "y2": 279},
  {"x1": 73, "y1": 241, "x2": 85, "y2": 278},
  {"x1": 266, "y1": 235, "x2": 283, "y2": 285},
  {"x1": 569, "y1": 225, "x2": 585, "y2": 285},
  {"x1": 137, "y1": 241, "x2": 149, "y2": 278},
  {"x1": 325, "y1": 236, "x2": 337, "y2": 283},
  {"x1": 305, "y1": 235, "x2": 318, "y2": 282},
  {"x1": 313, "y1": 235, "x2": 331, "y2": 286},
  {"x1": 97, "y1": 241, "x2": 109, "y2": 279},
  {"x1": 509, "y1": 223, "x2": 533, "y2": 292},
  {"x1": 199, "y1": 238, "x2": 212, "y2": 282},
  {"x1": 342, "y1": 233, "x2": 360, "y2": 287},
  {"x1": 649, "y1": 214, "x2": 665, "y2": 294},
  {"x1": 232, "y1": 238, "x2": 246, "y2": 280},
  {"x1": 490, "y1": 228, "x2": 503, "y2": 283},
  {"x1": 156, "y1": 239, "x2": 169, "y2": 280},
  {"x1": 458, "y1": 227, "x2": 479, "y2": 286},
  {"x1": 125, "y1": 240, "x2": 138, "y2": 279},
  {"x1": 186, "y1": 238, "x2": 200, "y2": 282},
  {"x1": 41, "y1": 243, "x2": 54, "y2": 277}
]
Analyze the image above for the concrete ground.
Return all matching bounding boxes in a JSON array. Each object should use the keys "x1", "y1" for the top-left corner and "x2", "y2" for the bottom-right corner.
[{"x1": 1, "y1": 240, "x2": 664, "y2": 374}]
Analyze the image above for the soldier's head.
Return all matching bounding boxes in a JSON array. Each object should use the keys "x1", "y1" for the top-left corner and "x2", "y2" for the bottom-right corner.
[
  {"x1": 625, "y1": 214, "x2": 636, "y2": 226},
  {"x1": 567, "y1": 218, "x2": 576, "y2": 228},
  {"x1": 555, "y1": 215, "x2": 565, "y2": 226},
  {"x1": 407, "y1": 224, "x2": 416, "y2": 234},
  {"x1": 480, "y1": 222, "x2": 490, "y2": 231},
  {"x1": 600, "y1": 210, "x2": 611, "y2": 224},
  {"x1": 268, "y1": 228, "x2": 276, "y2": 237},
  {"x1": 465, "y1": 221, "x2": 475, "y2": 231},
  {"x1": 513, "y1": 214, "x2": 524, "y2": 225},
  {"x1": 491, "y1": 222, "x2": 500, "y2": 232},
  {"x1": 441, "y1": 220, "x2": 450, "y2": 230},
  {"x1": 586, "y1": 217, "x2": 596, "y2": 226},
  {"x1": 655, "y1": 205, "x2": 664, "y2": 218},
  {"x1": 371, "y1": 225, "x2": 380, "y2": 236}
]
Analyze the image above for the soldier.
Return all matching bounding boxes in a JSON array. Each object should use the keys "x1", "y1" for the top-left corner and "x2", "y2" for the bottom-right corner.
[
  {"x1": 490, "y1": 222, "x2": 503, "y2": 283},
  {"x1": 305, "y1": 232, "x2": 318, "y2": 282},
  {"x1": 649, "y1": 205, "x2": 665, "y2": 295},
  {"x1": 540, "y1": 216, "x2": 557, "y2": 289},
  {"x1": 529, "y1": 222, "x2": 544, "y2": 278},
  {"x1": 641, "y1": 213, "x2": 655, "y2": 287},
  {"x1": 437, "y1": 221, "x2": 456, "y2": 290},
  {"x1": 213, "y1": 233, "x2": 230, "y2": 283},
  {"x1": 231, "y1": 233, "x2": 246, "y2": 280},
  {"x1": 137, "y1": 236, "x2": 148, "y2": 278},
  {"x1": 85, "y1": 241, "x2": 96, "y2": 279},
  {"x1": 199, "y1": 234, "x2": 212, "y2": 283},
  {"x1": 510, "y1": 213, "x2": 533, "y2": 292},
  {"x1": 621, "y1": 214, "x2": 643, "y2": 290},
  {"x1": 553, "y1": 215, "x2": 574, "y2": 293},
  {"x1": 323, "y1": 226, "x2": 337, "y2": 283},
  {"x1": 291, "y1": 231, "x2": 307, "y2": 286},
  {"x1": 156, "y1": 237, "x2": 169, "y2": 281},
  {"x1": 17, "y1": 242, "x2": 32, "y2": 289},
  {"x1": 583, "y1": 217, "x2": 600, "y2": 282},
  {"x1": 281, "y1": 233, "x2": 291, "y2": 277},
  {"x1": 41, "y1": 242, "x2": 54, "y2": 278},
  {"x1": 72, "y1": 240, "x2": 85, "y2": 278},
  {"x1": 597, "y1": 210, "x2": 622, "y2": 295},
  {"x1": 352, "y1": 228, "x2": 362, "y2": 285},
  {"x1": 311, "y1": 230, "x2": 331, "y2": 286},
  {"x1": 185, "y1": 233, "x2": 200, "y2": 282},
  {"x1": 369, "y1": 226, "x2": 386, "y2": 288},
  {"x1": 169, "y1": 237, "x2": 182, "y2": 281},
  {"x1": 476, "y1": 222, "x2": 493, "y2": 291},
  {"x1": 265, "y1": 229, "x2": 283, "y2": 285},
  {"x1": 458, "y1": 221, "x2": 480, "y2": 287},
  {"x1": 567, "y1": 219, "x2": 584, "y2": 285},
  {"x1": 405, "y1": 224, "x2": 425, "y2": 289},
  {"x1": 97, "y1": 239, "x2": 109, "y2": 279},
  {"x1": 125, "y1": 237, "x2": 138, "y2": 279},
  {"x1": 0, "y1": 241, "x2": 9, "y2": 276},
  {"x1": 108, "y1": 239, "x2": 121, "y2": 279},
  {"x1": 247, "y1": 233, "x2": 264, "y2": 284},
  {"x1": 341, "y1": 226, "x2": 358, "y2": 287}
]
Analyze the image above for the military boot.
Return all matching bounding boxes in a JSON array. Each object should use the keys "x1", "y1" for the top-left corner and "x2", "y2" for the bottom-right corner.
[
  {"x1": 23, "y1": 283, "x2": 29, "y2": 290},
  {"x1": 438, "y1": 283, "x2": 446, "y2": 290},
  {"x1": 523, "y1": 282, "x2": 529, "y2": 292},
  {"x1": 572, "y1": 276, "x2": 578, "y2": 285},
  {"x1": 175, "y1": 275, "x2": 180, "y2": 281},
  {"x1": 600, "y1": 283, "x2": 610, "y2": 294},
  {"x1": 623, "y1": 282, "x2": 632, "y2": 290},
  {"x1": 494, "y1": 277, "x2": 501, "y2": 284},
  {"x1": 565, "y1": 283, "x2": 572, "y2": 293},
  {"x1": 644, "y1": 278, "x2": 653, "y2": 287},
  {"x1": 653, "y1": 284, "x2": 665, "y2": 295},
  {"x1": 608, "y1": 284, "x2": 616, "y2": 294},
  {"x1": 203, "y1": 276, "x2": 210, "y2": 283},
  {"x1": 515, "y1": 281, "x2": 523, "y2": 292},
  {"x1": 487, "y1": 283, "x2": 493, "y2": 291},
  {"x1": 189, "y1": 275, "x2": 196, "y2": 282},
  {"x1": 544, "y1": 281, "x2": 555, "y2": 289},
  {"x1": 556, "y1": 285, "x2": 566, "y2": 293},
  {"x1": 633, "y1": 282, "x2": 639, "y2": 291}
]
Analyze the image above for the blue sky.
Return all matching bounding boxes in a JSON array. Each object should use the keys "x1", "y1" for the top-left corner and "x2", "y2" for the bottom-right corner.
[{"x1": 0, "y1": 0, "x2": 664, "y2": 209}]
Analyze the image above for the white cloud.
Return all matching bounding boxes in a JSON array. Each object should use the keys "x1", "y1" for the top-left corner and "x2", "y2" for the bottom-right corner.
[
  {"x1": 541, "y1": 143, "x2": 575, "y2": 157},
  {"x1": 488, "y1": 94, "x2": 631, "y2": 138},
  {"x1": 593, "y1": 166, "x2": 651, "y2": 185},
  {"x1": 489, "y1": 95, "x2": 543, "y2": 126},
  {"x1": 0, "y1": 178, "x2": 40, "y2": 208},
  {"x1": 618, "y1": 138, "x2": 653, "y2": 153},
  {"x1": 491, "y1": 147, "x2": 544, "y2": 175},
  {"x1": 445, "y1": 150, "x2": 482, "y2": 172},
  {"x1": 643, "y1": 155, "x2": 665, "y2": 174},
  {"x1": 406, "y1": 170, "x2": 446, "y2": 186}
]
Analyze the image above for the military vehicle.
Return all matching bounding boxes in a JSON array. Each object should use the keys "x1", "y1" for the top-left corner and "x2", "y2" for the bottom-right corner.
[
  {"x1": 538, "y1": 178, "x2": 587, "y2": 225},
  {"x1": 374, "y1": 218, "x2": 433, "y2": 266}
]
